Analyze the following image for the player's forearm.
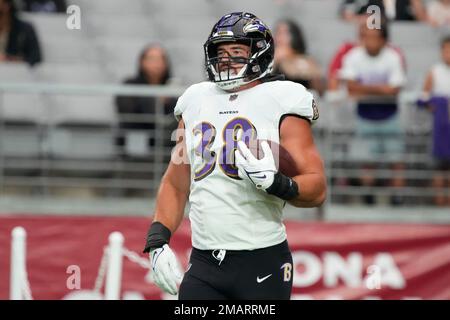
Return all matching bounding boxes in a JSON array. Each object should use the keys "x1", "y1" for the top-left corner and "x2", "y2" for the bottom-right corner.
[
  {"x1": 289, "y1": 173, "x2": 327, "y2": 208},
  {"x1": 153, "y1": 175, "x2": 189, "y2": 233}
]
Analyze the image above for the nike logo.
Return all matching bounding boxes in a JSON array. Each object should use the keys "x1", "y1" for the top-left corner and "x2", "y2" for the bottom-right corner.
[
  {"x1": 244, "y1": 170, "x2": 266, "y2": 179},
  {"x1": 256, "y1": 274, "x2": 272, "y2": 283},
  {"x1": 252, "y1": 174, "x2": 266, "y2": 179},
  {"x1": 151, "y1": 247, "x2": 164, "y2": 271}
]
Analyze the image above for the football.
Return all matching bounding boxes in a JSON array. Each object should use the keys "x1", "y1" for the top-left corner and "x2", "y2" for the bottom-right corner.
[{"x1": 247, "y1": 139, "x2": 299, "y2": 177}]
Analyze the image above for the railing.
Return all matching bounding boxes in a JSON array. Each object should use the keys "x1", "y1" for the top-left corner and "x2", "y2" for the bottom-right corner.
[{"x1": 0, "y1": 83, "x2": 448, "y2": 209}]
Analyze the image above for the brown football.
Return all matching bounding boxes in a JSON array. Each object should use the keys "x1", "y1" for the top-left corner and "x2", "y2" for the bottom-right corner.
[{"x1": 247, "y1": 139, "x2": 299, "y2": 177}]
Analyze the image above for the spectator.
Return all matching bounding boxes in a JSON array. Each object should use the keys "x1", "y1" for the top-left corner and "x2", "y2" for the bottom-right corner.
[
  {"x1": 423, "y1": 36, "x2": 450, "y2": 97},
  {"x1": 115, "y1": 44, "x2": 177, "y2": 159},
  {"x1": 421, "y1": 35, "x2": 450, "y2": 206},
  {"x1": 339, "y1": 20, "x2": 407, "y2": 205},
  {"x1": 328, "y1": 18, "x2": 406, "y2": 91},
  {"x1": 0, "y1": 0, "x2": 41, "y2": 66},
  {"x1": 21, "y1": 0, "x2": 67, "y2": 13},
  {"x1": 426, "y1": 0, "x2": 450, "y2": 27},
  {"x1": 273, "y1": 19, "x2": 324, "y2": 95},
  {"x1": 340, "y1": 0, "x2": 427, "y2": 22}
]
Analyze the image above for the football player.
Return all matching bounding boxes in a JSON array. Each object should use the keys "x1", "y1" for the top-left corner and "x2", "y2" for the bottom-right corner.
[{"x1": 143, "y1": 12, "x2": 326, "y2": 299}]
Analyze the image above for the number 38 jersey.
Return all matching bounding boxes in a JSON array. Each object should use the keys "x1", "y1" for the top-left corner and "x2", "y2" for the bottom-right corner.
[{"x1": 174, "y1": 80, "x2": 317, "y2": 250}]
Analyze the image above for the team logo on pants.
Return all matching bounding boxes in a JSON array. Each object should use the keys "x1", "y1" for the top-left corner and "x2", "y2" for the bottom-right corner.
[{"x1": 281, "y1": 262, "x2": 292, "y2": 282}]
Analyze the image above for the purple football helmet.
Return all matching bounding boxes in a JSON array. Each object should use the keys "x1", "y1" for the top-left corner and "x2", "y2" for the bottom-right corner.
[{"x1": 204, "y1": 12, "x2": 275, "y2": 91}]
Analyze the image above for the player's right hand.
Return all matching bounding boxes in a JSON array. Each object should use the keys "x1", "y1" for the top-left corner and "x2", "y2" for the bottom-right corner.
[
  {"x1": 149, "y1": 244, "x2": 182, "y2": 295},
  {"x1": 235, "y1": 140, "x2": 277, "y2": 190}
]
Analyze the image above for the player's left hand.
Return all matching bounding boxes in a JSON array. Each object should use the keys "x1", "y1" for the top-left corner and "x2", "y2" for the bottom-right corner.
[
  {"x1": 150, "y1": 244, "x2": 182, "y2": 295},
  {"x1": 235, "y1": 140, "x2": 277, "y2": 190}
]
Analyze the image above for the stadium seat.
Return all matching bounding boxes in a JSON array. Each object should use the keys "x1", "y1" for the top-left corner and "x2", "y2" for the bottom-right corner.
[
  {"x1": 296, "y1": 0, "x2": 342, "y2": 20},
  {"x1": 33, "y1": 64, "x2": 116, "y2": 159},
  {"x1": 0, "y1": 63, "x2": 36, "y2": 82},
  {"x1": 0, "y1": 124, "x2": 43, "y2": 158},
  {"x1": 146, "y1": 0, "x2": 215, "y2": 18},
  {"x1": 1, "y1": 93, "x2": 46, "y2": 124},
  {"x1": 34, "y1": 63, "x2": 111, "y2": 126},
  {"x1": 40, "y1": 36, "x2": 99, "y2": 64},
  {"x1": 0, "y1": 93, "x2": 44, "y2": 159},
  {"x1": 165, "y1": 40, "x2": 206, "y2": 84},
  {"x1": 46, "y1": 95, "x2": 115, "y2": 125},
  {"x1": 45, "y1": 94, "x2": 117, "y2": 160},
  {"x1": 47, "y1": 125, "x2": 117, "y2": 159},
  {"x1": 301, "y1": 20, "x2": 356, "y2": 68},
  {"x1": 85, "y1": 15, "x2": 157, "y2": 38},
  {"x1": 152, "y1": 15, "x2": 215, "y2": 41},
  {"x1": 70, "y1": 0, "x2": 148, "y2": 15},
  {"x1": 391, "y1": 22, "x2": 439, "y2": 48},
  {"x1": 96, "y1": 37, "x2": 156, "y2": 83},
  {"x1": 0, "y1": 63, "x2": 44, "y2": 158},
  {"x1": 403, "y1": 48, "x2": 440, "y2": 90},
  {"x1": 19, "y1": 13, "x2": 75, "y2": 38},
  {"x1": 35, "y1": 63, "x2": 108, "y2": 84}
]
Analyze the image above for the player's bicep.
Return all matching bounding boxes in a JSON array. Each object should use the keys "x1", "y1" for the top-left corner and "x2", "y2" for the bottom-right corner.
[
  {"x1": 279, "y1": 116, "x2": 324, "y2": 177},
  {"x1": 165, "y1": 119, "x2": 191, "y2": 194}
]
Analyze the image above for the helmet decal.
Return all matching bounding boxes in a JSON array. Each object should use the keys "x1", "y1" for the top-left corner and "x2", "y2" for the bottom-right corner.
[{"x1": 243, "y1": 20, "x2": 270, "y2": 37}]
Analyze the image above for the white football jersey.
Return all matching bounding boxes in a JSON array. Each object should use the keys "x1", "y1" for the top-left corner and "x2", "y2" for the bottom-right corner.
[{"x1": 174, "y1": 80, "x2": 317, "y2": 250}]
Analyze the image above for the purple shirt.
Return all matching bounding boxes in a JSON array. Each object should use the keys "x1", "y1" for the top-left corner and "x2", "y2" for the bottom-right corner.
[{"x1": 430, "y1": 97, "x2": 450, "y2": 160}]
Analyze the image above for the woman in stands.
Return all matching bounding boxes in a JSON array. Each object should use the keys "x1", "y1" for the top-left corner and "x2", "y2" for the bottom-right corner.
[
  {"x1": 272, "y1": 19, "x2": 324, "y2": 95},
  {"x1": 0, "y1": 0, "x2": 41, "y2": 66},
  {"x1": 115, "y1": 44, "x2": 177, "y2": 159}
]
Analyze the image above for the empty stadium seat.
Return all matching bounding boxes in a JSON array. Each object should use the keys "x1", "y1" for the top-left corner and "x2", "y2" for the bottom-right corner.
[
  {"x1": 0, "y1": 124, "x2": 43, "y2": 158},
  {"x1": 47, "y1": 125, "x2": 117, "y2": 159},
  {"x1": 70, "y1": 0, "x2": 148, "y2": 15},
  {"x1": 300, "y1": 20, "x2": 356, "y2": 68},
  {"x1": 152, "y1": 15, "x2": 215, "y2": 42},
  {"x1": 0, "y1": 63, "x2": 45, "y2": 158},
  {"x1": 0, "y1": 63, "x2": 36, "y2": 82},
  {"x1": 45, "y1": 95, "x2": 117, "y2": 159},
  {"x1": 297, "y1": 0, "x2": 341, "y2": 20},
  {"x1": 165, "y1": 40, "x2": 206, "y2": 84},
  {"x1": 19, "y1": 13, "x2": 75, "y2": 38},
  {"x1": 40, "y1": 36, "x2": 99, "y2": 64},
  {"x1": 35, "y1": 63, "x2": 108, "y2": 84},
  {"x1": 85, "y1": 15, "x2": 157, "y2": 38},
  {"x1": 147, "y1": 0, "x2": 216, "y2": 18},
  {"x1": 34, "y1": 63, "x2": 112, "y2": 126},
  {"x1": 404, "y1": 48, "x2": 440, "y2": 90},
  {"x1": 1, "y1": 93, "x2": 46, "y2": 124},
  {"x1": 391, "y1": 22, "x2": 439, "y2": 48},
  {"x1": 33, "y1": 64, "x2": 117, "y2": 159},
  {"x1": 96, "y1": 37, "x2": 155, "y2": 83}
]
